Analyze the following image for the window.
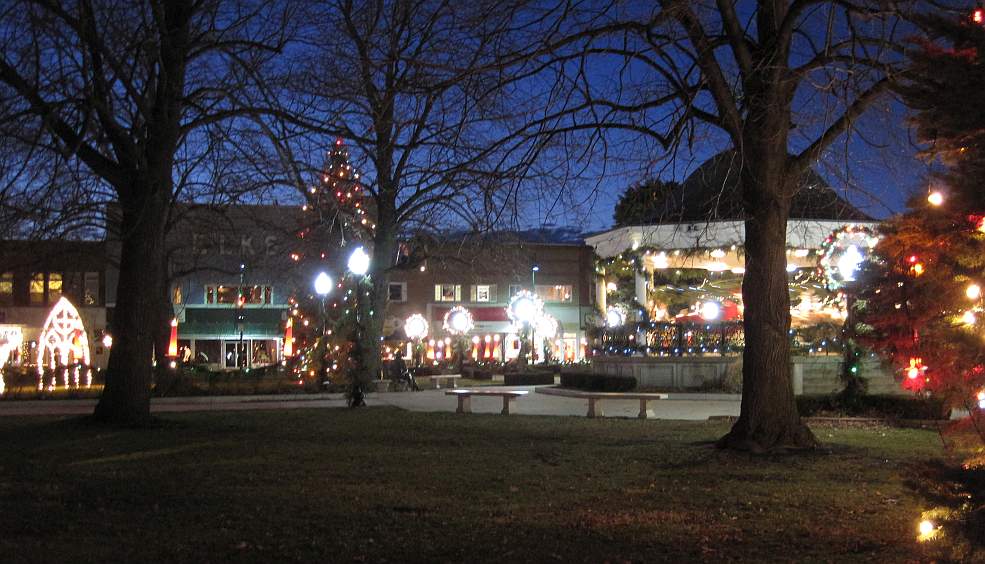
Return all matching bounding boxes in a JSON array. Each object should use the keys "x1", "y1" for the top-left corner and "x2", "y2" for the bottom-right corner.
[
  {"x1": 508, "y1": 284, "x2": 523, "y2": 299},
  {"x1": 536, "y1": 284, "x2": 573, "y2": 303},
  {"x1": 388, "y1": 282, "x2": 406, "y2": 302},
  {"x1": 471, "y1": 284, "x2": 496, "y2": 303},
  {"x1": 172, "y1": 284, "x2": 183, "y2": 305},
  {"x1": 30, "y1": 273, "x2": 44, "y2": 305},
  {"x1": 0, "y1": 272, "x2": 12, "y2": 306},
  {"x1": 84, "y1": 272, "x2": 100, "y2": 305},
  {"x1": 205, "y1": 285, "x2": 272, "y2": 305},
  {"x1": 434, "y1": 284, "x2": 461, "y2": 302},
  {"x1": 47, "y1": 273, "x2": 63, "y2": 303}
]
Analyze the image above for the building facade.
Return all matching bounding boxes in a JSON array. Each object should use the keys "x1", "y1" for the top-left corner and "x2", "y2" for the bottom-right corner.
[{"x1": 386, "y1": 237, "x2": 597, "y2": 363}]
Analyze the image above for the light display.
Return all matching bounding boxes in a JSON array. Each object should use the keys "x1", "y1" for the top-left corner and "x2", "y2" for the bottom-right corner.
[
  {"x1": 605, "y1": 305, "x2": 627, "y2": 328},
  {"x1": 404, "y1": 314, "x2": 429, "y2": 340},
  {"x1": 443, "y1": 306, "x2": 474, "y2": 335},
  {"x1": 818, "y1": 225, "x2": 880, "y2": 290},
  {"x1": 37, "y1": 297, "x2": 91, "y2": 374},
  {"x1": 966, "y1": 283, "x2": 981, "y2": 300},
  {"x1": 507, "y1": 290, "x2": 543, "y2": 326},
  {"x1": 700, "y1": 301, "x2": 721, "y2": 321},
  {"x1": 167, "y1": 318, "x2": 178, "y2": 358},
  {"x1": 283, "y1": 317, "x2": 294, "y2": 357},
  {"x1": 535, "y1": 314, "x2": 558, "y2": 339}
]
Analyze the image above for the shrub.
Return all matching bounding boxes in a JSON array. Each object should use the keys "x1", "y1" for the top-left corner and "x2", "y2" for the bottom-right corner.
[
  {"x1": 504, "y1": 371, "x2": 555, "y2": 386},
  {"x1": 559, "y1": 373, "x2": 636, "y2": 392},
  {"x1": 796, "y1": 394, "x2": 951, "y2": 420}
]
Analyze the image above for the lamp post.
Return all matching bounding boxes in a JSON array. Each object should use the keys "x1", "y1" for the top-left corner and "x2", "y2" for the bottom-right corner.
[
  {"x1": 347, "y1": 246, "x2": 370, "y2": 407},
  {"x1": 313, "y1": 271, "x2": 333, "y2": 336}
]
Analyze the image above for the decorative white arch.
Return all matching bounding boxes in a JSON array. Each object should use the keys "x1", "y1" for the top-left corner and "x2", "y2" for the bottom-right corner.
[{"x1": 37, "y1": 297, "x2": 90, "y2": 375}]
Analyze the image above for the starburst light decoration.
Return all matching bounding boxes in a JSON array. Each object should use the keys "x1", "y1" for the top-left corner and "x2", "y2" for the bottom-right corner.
[
  {"x1": 404, "y1": 314, "x2": 429, "y2": 340},
  {"x1": 507, "y1": 290, "x2": 544, "y2": 326},
  {"x1": 818, "y1": 225, "x2": 880, "y2": 290},
  {"x1": 37, "y1": 297, "x2": 91, "y2": 374},
  {"x1": 443, "y1": 306, "x2": 474, "y2": 335}
]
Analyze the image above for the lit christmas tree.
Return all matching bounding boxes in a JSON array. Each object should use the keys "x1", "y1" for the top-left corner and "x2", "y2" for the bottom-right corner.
[
  {"x1": 283, "y1": 138, "x2": 376, "y2": 401},
  {"x1": 856, "y1": 10, "x2": 985, "y2": 409}
]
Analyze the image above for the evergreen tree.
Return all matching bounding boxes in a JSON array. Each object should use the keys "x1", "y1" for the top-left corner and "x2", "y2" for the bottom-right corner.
[
  {"x1": 285, "y1": 138, "x2": 375, "y2": 403},
  {"x1": 856, "y1": 12, "x2": 985, "y2": 408},
  {"x1": 612, "y1": 179, "x2": 679, "y2": 227}
]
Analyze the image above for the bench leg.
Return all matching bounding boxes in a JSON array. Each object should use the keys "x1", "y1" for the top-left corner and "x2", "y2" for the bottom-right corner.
[
  {"x1": 456, "y1": 395, "x2": 471, "y2": 414},
  {"x1": 587, "y1": 398, "x2": 603, "y2": 418},
  {"x1": 638, "y1": 399, "x2": 648, "y2": 419},
  {"x1": 501, "y1": 396, "x2": 513, "y2": 415}
]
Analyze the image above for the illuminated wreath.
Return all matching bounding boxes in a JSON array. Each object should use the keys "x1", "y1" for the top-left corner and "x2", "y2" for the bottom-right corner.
[
  {"x1": 506, "y1": 290, "x2": 544, "y2": 326},
  {"x1": 443, "y1": 306, "x2": 474, "y2": 335},
  {"x1": 818, "y1": 225, "x2": 880, "y2": 290}
]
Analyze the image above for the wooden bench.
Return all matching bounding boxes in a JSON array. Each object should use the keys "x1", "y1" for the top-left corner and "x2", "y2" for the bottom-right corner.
[
  {"x1": 445, "y1": 389, "x2": 529, "y2": 415},
  {"x1": 535, "y1": 387, "x2": 668, "y2": 419}
]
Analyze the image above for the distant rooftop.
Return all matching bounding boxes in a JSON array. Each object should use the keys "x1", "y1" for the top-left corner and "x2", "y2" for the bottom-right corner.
[{"x1": 636, "y1": 151, "x2": 872, "y2": 224}]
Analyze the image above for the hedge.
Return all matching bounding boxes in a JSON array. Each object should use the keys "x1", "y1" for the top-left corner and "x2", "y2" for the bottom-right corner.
[
  {"x1": 559, "y1": 372, "x2": 636, "y2": 392},
  {"x1": 503, "y1": 371, "x2": 555, "y2": 386},
  {"x1": 796, "y1": 394, "x2": 951, "y2": 420}
]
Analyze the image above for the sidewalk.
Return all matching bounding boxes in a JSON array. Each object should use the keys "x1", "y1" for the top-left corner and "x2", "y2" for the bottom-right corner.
[{"x1": 0, "y1": 387, "x2": 741, "y2": 420}]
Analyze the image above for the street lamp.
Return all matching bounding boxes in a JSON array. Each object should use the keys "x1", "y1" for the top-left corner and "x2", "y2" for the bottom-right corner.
[
  {"x1": 347, "y1": 246, "x2": 371, "y2": 407},
  {"x1": 314, "y1": 271, "x2": 333, "y2": 336},
  {"x1": 348, "y1": 246, "x2": 370, "y2": 276}
]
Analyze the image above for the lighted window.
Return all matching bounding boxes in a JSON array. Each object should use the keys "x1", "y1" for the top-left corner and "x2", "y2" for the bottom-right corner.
[
  {"x1": 536, "y1": 284, "x2": 572, "y2": 303},
  {"x1": 388, "y1": 283, "x2": 406, "y2": 302},
  {"x1": 434, "y1": 284, "x2": 461, "y2": 302},
  {"x1": 205, "y1": 285, "x2": 272, "y2": 305},
  {"x1": 472, "y1": 284, "x2": 496, "y2": 303},
  {"x1": 0, "y1": 272, "x2": 12, "y2": 306},
  {"x1": 30, "y1": 273, "x2": 45, "y2": 305},
  {"x1": 47, "y1": 273, "x2": 63, "y2": 304},
  {"x1": 172, "y1": 284, "x2": 183, "y2": 305},
  {"x1": 84, "y1": 272, "x2": 100, "y2": 305}
]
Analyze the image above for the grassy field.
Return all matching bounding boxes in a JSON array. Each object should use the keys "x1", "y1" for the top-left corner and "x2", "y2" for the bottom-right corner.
[{"x1": 0, "y1": 408, "x2": 946, "y2": 563}]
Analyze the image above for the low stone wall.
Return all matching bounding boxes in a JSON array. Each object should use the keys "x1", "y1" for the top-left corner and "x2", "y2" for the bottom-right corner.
[{"x1": 591, "y1": 355, "x2": 906, "y2": 396}]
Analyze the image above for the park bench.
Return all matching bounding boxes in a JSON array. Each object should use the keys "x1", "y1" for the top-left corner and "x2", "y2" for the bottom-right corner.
[
  {"x1": 536, "y1": 387, "x2": 668, "y2": 419},
  {"x1": 445, "y1": 389, "x2": 529, "y2": 415},
  {"x1": 425, "y1": 374, "x2": 462, "y2": 389}
]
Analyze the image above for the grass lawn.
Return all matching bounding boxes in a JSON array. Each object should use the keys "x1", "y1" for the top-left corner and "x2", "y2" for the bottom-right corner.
[{"x1": 0, "y1": 408, "x2": 945, "y2": 563}]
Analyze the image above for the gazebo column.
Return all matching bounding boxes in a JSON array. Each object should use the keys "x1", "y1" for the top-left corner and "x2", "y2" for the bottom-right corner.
[
  {"x1": 634, "y1": 269, "x2": 647, "y2": 306},
  {"x1": 596, "y1": 274, "x2": 607, "y2": 313}
]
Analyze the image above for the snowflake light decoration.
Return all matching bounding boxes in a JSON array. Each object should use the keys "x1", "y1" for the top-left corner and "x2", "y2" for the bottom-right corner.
[
  {"x1": 818, "y1": 225, "x2": 880, "y2": 290},
  {"x1": 507, "y1": 290, "x2": 543, "y2": 326},
  {"x1": 404, "y1": 314, "x2": 429, "y2": 340},
  {"x1": 443, "y1": 306, "x2": 474, "y2": 335}
]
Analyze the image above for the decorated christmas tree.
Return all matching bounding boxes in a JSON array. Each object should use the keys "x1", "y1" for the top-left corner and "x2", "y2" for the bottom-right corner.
[
  {"x1": 856, "y1": 11, "x2": 985, "y2": 409},
  {"x1": 283, "y1": 138, "x2": 375, "y2": 401}
]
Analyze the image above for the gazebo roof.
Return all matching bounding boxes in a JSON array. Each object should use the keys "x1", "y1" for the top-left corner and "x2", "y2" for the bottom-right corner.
[{"x1": 652, "y1": 151, "x2": 871, "y2": 223}]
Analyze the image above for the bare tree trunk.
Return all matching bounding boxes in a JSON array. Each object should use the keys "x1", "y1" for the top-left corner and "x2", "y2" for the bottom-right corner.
[
  {"x1": 93, "y1": 183, "x2": 170, "y2": 424},
  {"x1": 357, "y1": 223, "x2": 396, "y2": 390},
  {"x1": 718, "y1": 145, "x2": 817, "y2": 451}
]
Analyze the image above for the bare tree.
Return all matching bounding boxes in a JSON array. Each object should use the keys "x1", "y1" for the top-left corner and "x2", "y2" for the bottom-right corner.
[
  {"x1": 0, "y1": 0, "x2": 293, "y2": 424},
  {"x1": 275, "y1": 0, "x2": 565, "y2": 387},
  {"x1": 534, "y1": 1, "x2": 909, "y2": 450}
]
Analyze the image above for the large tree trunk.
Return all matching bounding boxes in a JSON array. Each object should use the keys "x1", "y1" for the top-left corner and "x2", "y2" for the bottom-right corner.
[
  {"x1": 352, "y1": 217, "x2": 397, "y2": 401},
  {"x1": 93, "y1": 184, "x2": 171, "y2": 424},
  {"x1": 717, "y1": 153, "x2": 817, "y2": 452}
]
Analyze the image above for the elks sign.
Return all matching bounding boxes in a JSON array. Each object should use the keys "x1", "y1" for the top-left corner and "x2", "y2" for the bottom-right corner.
[{"x1": 191, "y1": 233, "x2": 281, "y2": 257}]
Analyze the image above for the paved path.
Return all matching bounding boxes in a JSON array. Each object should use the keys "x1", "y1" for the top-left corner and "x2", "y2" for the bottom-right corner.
[{"x1": 0, "y1": 386, "x2": 740, "y2": 420}]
